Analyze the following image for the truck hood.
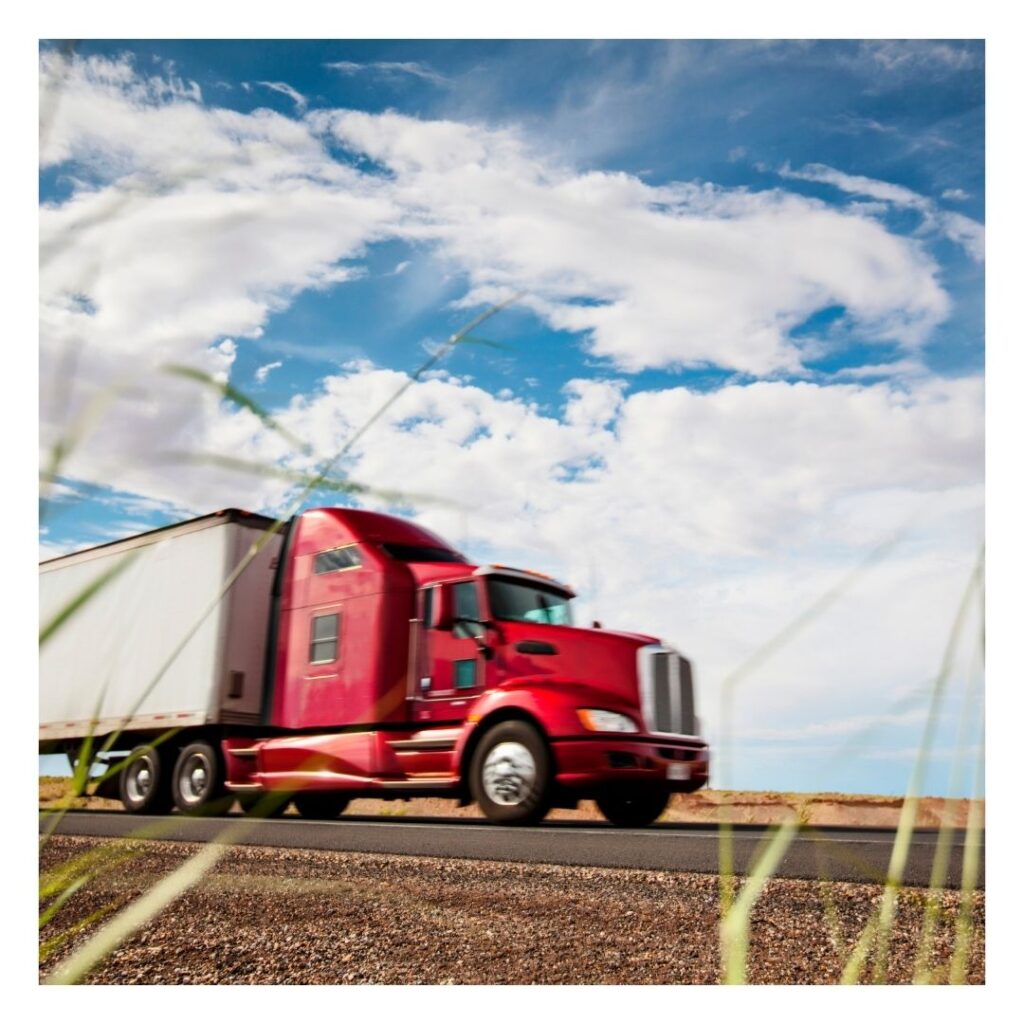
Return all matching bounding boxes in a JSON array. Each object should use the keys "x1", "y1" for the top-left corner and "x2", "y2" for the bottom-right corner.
[{"x1": 492, "y1": 620, "x2": 657, "y2": 709}]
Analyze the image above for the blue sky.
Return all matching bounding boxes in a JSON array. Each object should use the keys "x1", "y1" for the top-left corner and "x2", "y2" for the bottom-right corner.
[{"x1": 39, "y1": 40, "x2": 985, "y2": 795}]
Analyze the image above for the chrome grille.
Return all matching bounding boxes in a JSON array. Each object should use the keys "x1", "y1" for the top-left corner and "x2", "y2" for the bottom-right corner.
[{"x1": 637, "y1": 645, "x2": 696, "y2": 736}]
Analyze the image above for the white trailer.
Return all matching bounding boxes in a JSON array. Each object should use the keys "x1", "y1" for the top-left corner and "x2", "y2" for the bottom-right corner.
[{"x1": 39, "y1": 510, "x2": 282, "y2": 748}]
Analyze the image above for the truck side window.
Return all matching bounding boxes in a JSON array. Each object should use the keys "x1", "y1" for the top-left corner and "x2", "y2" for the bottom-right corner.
[
  {"x1": 452, "y1": 582, "x2": 483, "y2": 637},
  {"x1": 314, "y1": 546, "x2": 362, "y2": 574},
  {"x1": 309, "y1": 613, "x2": 340, "y2": 664}
]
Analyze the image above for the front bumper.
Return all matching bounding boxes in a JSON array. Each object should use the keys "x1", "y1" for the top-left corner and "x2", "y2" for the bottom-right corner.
[{"x1": 550, "y1": 734, "x2": 709, "y2": 794}]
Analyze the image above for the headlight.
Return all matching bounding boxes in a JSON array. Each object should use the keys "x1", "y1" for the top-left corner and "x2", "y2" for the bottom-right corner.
[{"x1": 577, "y1": 708, "x2": 638, "y2": 733}]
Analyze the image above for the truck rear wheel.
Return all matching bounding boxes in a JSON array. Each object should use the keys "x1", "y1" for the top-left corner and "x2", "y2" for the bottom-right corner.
[
  {"x1": 469, "y1": 721, "x2": 552, "y2": 825},
  {"x1": 119, "y1": 744, "x2": 173, "y2": 814},
  {"x1": 292, "y1": 792, "x2": 350, "y2": 819},
  {"x1": 171, "y1": 741, "x2": 230, "y2": 815},
  {"x1": 596, "y1": 785, "x2": 670, "y2": 827}
]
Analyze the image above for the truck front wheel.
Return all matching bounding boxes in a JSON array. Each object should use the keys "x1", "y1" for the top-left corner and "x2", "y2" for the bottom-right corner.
[
  {"x1": 469, "y1": 721, "x2": 552, "y2": 825},
  {"x1": 119, "y1": 744, "x2": 173, "y2": 814},
  {"x1": 596, "y1": 785, "x2": 670, "y2": 827},
  {"x1": 171, "y1": 741, "x2": 230, "y2": 815}
]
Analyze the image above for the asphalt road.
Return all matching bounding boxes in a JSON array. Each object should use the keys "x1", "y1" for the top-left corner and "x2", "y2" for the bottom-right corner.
[{"x1": 43, "y1": 810, "x2": 984, "y2": 888}]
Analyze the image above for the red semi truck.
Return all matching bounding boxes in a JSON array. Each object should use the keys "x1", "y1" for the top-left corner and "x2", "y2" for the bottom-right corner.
[{"x1": 40, "y1": 507, "x2": 708, "y2": 826}]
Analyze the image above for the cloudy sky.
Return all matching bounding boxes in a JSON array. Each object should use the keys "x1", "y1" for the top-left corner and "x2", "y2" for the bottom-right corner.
[{"x1": 38, "y1": 39, "x2": 985, "y2": 795}]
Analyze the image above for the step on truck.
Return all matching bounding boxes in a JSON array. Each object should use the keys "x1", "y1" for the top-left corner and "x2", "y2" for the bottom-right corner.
[{"x1": 39, "y1": 507, "x2": 709, "y2": 826}]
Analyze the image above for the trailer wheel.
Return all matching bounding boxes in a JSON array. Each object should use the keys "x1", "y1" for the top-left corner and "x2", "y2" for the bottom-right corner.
[
  {"x1": 469, "y1": 721, "x2": 552, "y2": 825},
  {"x1": 171, "y1": 741, "x2": 230, "y2": 815},
  {"x1": 595, "y1": 785, "x2": 670, "y2": 827},
  {"x1": 119, "y1": 745, "x2": 173, "y2": 814},
  {"x1": 292, "y1": 792, "x2": 350, "y2": 819}
]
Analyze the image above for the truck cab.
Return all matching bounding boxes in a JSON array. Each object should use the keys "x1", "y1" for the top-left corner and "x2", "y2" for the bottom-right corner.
[{"x1": 228, "y1": 507, "x2": 709, "y2": 826}]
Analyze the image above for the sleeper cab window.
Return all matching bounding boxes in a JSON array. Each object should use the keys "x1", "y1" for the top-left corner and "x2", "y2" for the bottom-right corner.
[
  {"x1": 314, "y1": 545, "x2": 362, "y2": 575},
  {"x1": 309, "y1": 612, "x2": 340, "y2": 664}
]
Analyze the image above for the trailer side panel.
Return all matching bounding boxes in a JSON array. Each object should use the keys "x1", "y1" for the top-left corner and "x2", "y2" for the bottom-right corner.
[{"x1": 39, "y1": 518, "x2": 279, "y2": 742}]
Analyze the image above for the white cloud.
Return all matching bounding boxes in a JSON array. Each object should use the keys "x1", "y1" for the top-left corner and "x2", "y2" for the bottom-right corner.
[
  {"x1": 324, "y1": 60, "x2": 450, "y2": 87},
  {"x1": 316, "y1": 109, "x2": 951, "y2": 373},
  {"x1": 254, "y1": 80, "x2": 307, "y2": 112},
  {"x1": 854, "y1": 41, "x2": 981, "y2": 76},
  {"x1": 255, "y1": 360, "x2": 283, "y2": 384},
  {"x1": 942, "y1": 188, "x2": 971, "y2": 202},
  {"x1": 779, "y1": 162, "x2": 985, "y2": 263}
]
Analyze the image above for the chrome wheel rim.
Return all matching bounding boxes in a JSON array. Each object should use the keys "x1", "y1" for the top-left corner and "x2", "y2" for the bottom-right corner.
[
  {"x1": 481, "y1": 741, "x2": 536, "y2": 806},
  {"x1": 125, "y1": 758, "x2": 154, "y2": 804},
  {"x1": 179, "y1": 752, "x2": 211, "y2": 806}
]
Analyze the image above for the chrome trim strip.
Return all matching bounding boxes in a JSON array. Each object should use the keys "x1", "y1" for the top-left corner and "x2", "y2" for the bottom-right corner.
[
  {"x1": 379, "y1": 778, "x2": 457, "y2": 789},
  {"x1": 388, "y1": 738, "x2": 458, "y2": 751},
  {"x1": 668, "y1": 652, "x2": 682, "y2": 734},
  {"x1": 637, "y1": 643, "x2": 699, "y2": 739}
]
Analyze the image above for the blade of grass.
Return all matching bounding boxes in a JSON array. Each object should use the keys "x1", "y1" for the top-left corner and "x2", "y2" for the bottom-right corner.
[
  {"x1": 948, "y1": 726, "x2": 985, "y2": 984},
  {"x1": 716, "y1": 528, "x2": 906, "y2": 920},
  {"x1": 911, "y1": 633, "x2": 985, "y2": 983},
  {"x1": 161, "y1": 452, "x2": 460, "y2": 510},
  {"x1": 44, "y1": 838, "x2": 230, "y2": 984},
  {"x1": 871, "y1": 546, "x2": 983, "y2": 983},
  {"x1": 40, "y1": 376, "x2": 145, "y2": 520},
  {"x1": 162, "y1": 364, "x2": 312, "y2": 455},
  {"x1": 840, "y1": 912, "x2": 880, "y2": 984},
  {"x1": 40, "y1": 900, "x2": 122, "y2": 965},
  {"x1": 720, "y1": 819, "x2": 799, "y2": 983},
  {"x1": 39, "y1": 876, "x2": 88, "y2": 929}
]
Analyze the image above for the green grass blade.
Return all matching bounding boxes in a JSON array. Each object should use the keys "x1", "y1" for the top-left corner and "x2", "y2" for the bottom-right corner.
[
  {"x1": 161, "y1": 452, "x2": 461, "y2": 509},
  {"x1": 871, "y1": 547, "x2": 983, "y2": 983},
  {"x1": 162, "y1": 364, "x2": 312, "y2": 454},
  {"x1": 44, "y1": 838, "x2": 231, "y2": 984},
  {"x1": 911, "y1": 635, "x2": 984, "y2": 983},
  {"x1": 39, "y1": 877, "x2": 88, "y2": 928},
  {"x1": 840, "y1": 912, "x2": 880, "y2": 984},
  {"x1": 40, "y1": 900, "x2": 122, "y2": 964},
  {"x1": 720, "y1": 819, "x2": 799, "y2": 983},
  {"x1": 715, "y1": 528, "x2": 907, "y2": 938},
  {"x1": 948, "y1": 732, "x2": 985, "y2": 984}
]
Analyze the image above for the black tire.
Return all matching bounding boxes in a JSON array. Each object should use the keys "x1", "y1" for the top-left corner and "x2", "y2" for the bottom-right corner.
[
  {"x1": 171, "y1": 741, "x2": 230, "y2": 815},
  {"x1": 596, "y1": 785, "x2": 670, "y2": 827},
  {"x1": 119, "y1": 744, "x2": 173, "y2": 814},
  {"x1": 292, "y1": 791, "x2": 350, "y2": 819},
  {"x1": 469, "y1": 720, "x2": 552, "y2": 825},
  {"x1": 237, "y1": 792, "x2": 291, "y2": 817}
]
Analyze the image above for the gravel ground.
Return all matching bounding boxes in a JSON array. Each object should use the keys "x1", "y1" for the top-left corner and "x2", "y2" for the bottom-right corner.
[{"x1": 39, "y1": 835, "x2": 985, "y2": 985}]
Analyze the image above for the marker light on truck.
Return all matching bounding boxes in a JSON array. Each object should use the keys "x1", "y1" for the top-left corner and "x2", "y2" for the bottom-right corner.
[{"x1": 577, "y1": 709, "x2": 638, "y2": 733}]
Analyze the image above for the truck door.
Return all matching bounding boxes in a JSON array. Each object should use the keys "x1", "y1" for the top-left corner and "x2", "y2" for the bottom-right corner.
[{"x1": 414, "y1": 580, "x2": 488, "y2": 724}]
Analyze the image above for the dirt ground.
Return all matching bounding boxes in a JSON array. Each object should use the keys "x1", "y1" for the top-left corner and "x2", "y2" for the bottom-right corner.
[
  {"x1": 38, "y1": 835, "x2": 985, "y2": 985},
  {"x1": 39, "y1": 776, "x2": 983, "y2": 829}
]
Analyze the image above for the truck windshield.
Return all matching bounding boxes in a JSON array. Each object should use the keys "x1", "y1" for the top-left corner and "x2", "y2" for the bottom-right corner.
[{"x1": 487, "y1": 577, "x2": 573, "y2": 626}]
